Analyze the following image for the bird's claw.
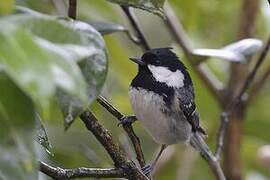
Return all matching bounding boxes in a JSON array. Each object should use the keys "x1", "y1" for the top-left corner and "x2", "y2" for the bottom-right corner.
[{"x1": 118, "y1": 115, "x2": 137, "y2": 126}]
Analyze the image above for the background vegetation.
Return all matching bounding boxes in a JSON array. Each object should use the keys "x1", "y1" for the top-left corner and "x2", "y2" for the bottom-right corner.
[{"x1": 0, "y1": 0, "x2": 270, "y2": 180}]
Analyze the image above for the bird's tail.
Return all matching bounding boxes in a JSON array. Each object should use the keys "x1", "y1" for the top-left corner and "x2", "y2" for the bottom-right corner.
[{"x1": 190, "y1": 132, "x2": 226, "y2": 180}]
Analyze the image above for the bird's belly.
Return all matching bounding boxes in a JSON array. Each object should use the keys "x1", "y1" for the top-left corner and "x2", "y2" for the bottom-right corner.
[{"x1": 129, "y1": 87, "x2": 191, "y2": 145}]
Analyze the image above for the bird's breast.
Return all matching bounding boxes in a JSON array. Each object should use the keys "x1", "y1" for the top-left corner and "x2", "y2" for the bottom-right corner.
[{"x1": 129, "y1": 87, "x2": 191, "y2": 145}]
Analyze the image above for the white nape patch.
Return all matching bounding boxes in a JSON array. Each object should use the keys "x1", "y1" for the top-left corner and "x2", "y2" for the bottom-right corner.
[{"x1": 148, "y1": 65, "x2": 185, "y2": 88}]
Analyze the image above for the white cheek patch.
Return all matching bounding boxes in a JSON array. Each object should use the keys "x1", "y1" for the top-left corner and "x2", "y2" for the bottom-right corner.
[{"x1": 148, "y1": 65, "x2": 185, "y2": 88}]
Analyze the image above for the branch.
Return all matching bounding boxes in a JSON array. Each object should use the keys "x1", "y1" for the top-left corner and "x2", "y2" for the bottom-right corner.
[
  {"x1": 39, "y1": 161, "x2": 125, "y2": 179},
  {"x1": 215, "y1": 34, "x2": 270, "y2": 160},
  {"x1": 248, "y1": 65, "x2": 270, "y2": 103},
  {"x1": 215, "y1": 112, "x2": 229, "y2": 161},
  {"x1": 97, "y1": 96, "x2": 146, "y2": 168},
  {"x1": 164, "y1": 3, "x2": 224, "y2": 102},
  {"x1": 79, "y1": 111, "x2": 148, "y2": 180},
  {"x1": 163, "y1": 4, "x2": 193, "y2": 55},
  {"x1": 68, "y1": 0, "x2": 77, "y2": 19},
  {"x1": 121, "y1": 6, "x2": 150, "y2": 51}
]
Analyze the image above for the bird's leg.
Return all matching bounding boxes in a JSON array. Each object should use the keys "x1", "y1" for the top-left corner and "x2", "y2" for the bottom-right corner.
[
  {"x1": 142, "y1": 144, "x2": 167, "y2": 175},
  {"x1": 118, "y1": 115, "x2": 137, "y2": 126}
]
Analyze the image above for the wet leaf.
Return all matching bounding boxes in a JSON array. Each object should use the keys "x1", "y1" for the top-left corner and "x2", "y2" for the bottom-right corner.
[
  {"x1": 0, "y1": 15, "x2": 89, "y2": 119},
  {"x1": 14, "y1": 7, "x2": 108, "y2": 129},
  {"x1": 89, "y1": 21, "x2": 139, "y2": 43},
  {"x1": 58, "y1": 20, "x2": 108, "y2": 129},
  {"x1": 192, "y1": 38, "x2": 263, "y2": 63},
  {"x1": 223, "y1": 38, "x2": 263, "y2": 59},
  {"x1": 192, "y1": 48, "x2": 245, "y2": 63},
  {"x1": 15, "y1": 6, "x2": 43, "y2": 16},
  {"x1": 89, "y1": 21, "x2": 126, "y2": 35}
]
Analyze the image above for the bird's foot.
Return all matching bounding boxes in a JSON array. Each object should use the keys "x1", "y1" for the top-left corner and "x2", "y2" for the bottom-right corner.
[
  {"x1": 141, "y1": 164, "x2": 152, "y2": 176},
  {"x1": 118, "y1": 115, "x2": 137, "y2": 126}
]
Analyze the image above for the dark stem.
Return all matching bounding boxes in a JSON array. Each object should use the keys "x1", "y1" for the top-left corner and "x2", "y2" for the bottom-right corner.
[
  {"x1": 163, "y1": 4, "x2": 192, "y2": 55},
  {"x1": 39, "y1": 161, "x2": 125, "y2": 179},
  {"x1": 68, "y1": 0, "x2": 77, "y2": 19},
  {"x1": 215, "y1": 112, "x2": 229, "y2": 161},
  {"x1": 97, "y1": 96, "x2": 146, "y2": 168},
  {"x1": 80, "y1": 111, "x2": 127, "y2": 166},
  {"x1": 79, "y1": 111, "x2": 148, "y2": 180},
  {"x1": 121, "y1": 6, "x2": 150, "y2": 51}
]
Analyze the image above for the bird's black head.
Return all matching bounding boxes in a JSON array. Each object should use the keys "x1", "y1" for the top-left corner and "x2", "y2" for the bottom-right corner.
[
  {"x1": 130, "y1": 48, "x2": 193, "y2": 107},
  {"x1": 130, "y1": 47, "x2": 192, "y2": 90},
  {"x1": 130, "y1": 47, "x2": 187, "y2": 72}
]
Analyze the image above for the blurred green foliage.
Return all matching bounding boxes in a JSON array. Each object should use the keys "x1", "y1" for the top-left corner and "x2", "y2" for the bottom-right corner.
[
  {"x1": 0, "y1": 0, "x2": 14, "y2": 16},
  {"x1": 0, "y1": 0, "x2": 269, "y2": 179}
]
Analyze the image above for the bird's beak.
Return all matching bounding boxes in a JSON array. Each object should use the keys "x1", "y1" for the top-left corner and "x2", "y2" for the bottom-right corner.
[{"x1": 129, "y1": 57, "x2": 146, "y2": 66}]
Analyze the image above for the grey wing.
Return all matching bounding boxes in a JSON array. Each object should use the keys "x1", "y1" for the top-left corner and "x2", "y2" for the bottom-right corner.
[{"x1": 177, "y1": 86, "x2": 206, "y2": 135}]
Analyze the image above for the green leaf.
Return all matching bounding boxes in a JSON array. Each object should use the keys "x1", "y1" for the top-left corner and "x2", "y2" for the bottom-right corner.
[
  {"x1": 58, "y1": 20, "x2": 108, "y2": 129},
  {"x1": 0, "y1": 15, "x2": 89, "y2": 119},
  {"x1": 0, "y1": 73, "x2": 35, "y2": 128},
  {"x1": 106, "y1": 0, "x2": 165, "y2": 17},
  {"x1": 14, "y1": 8, "x2": 108, "y2": 128},
  {"x1": 0, "y1": 72, "x2": 36, "y2": 180},
  {"x1": 223, "y1": 38, "x2": 262, "y2": 60},
  {"x1": 89, "y1": 21, "x2": 126, "y2": 35},
  {"x1": 192, "y1": 49, "x2": 246, "y2": 63},
  {"x1": 89, "y1": 21, "x2": 139, "y2": 44},
  {"x1": 191, "y1": 38, "x2": 263, "y2": 63}
]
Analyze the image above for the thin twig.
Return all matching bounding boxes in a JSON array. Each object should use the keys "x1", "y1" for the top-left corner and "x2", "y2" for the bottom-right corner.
[
  {"x1": 215, "y1": 112, "x2": 229, "y2": 161},
  {"x1": 79, "y1": 111, "x2": 148, "y2": 180},
  {"x1": 124, "y1": 30, "x2": 141, "y2": 45},
  {"x1": 121, "y1": 6, "x2": 150, "y2": 51},
  {"x1": 164, "y1": 3, "x2": 224, "y2": 103},
  {"x1": 234, "y1": 37, "x2": 270, "y2": 107},
  {"x1": 97, "y1": 96, "x2": 146, "y2": 168},
  {"x1": 68, "y1": 0, "x2": 77, "y2": 19},
  {"x1": 163, "y1": 4, "x2": 193, "y2": 55},
  {"x1": 248, "y1": 65, "x2": 270, "y2": 103},
  {"x1": 190, "y1": 133, "x2": 226, "y2": 180},
  {"x1": 39, "y1": 161, "x2": 125, "y2": 179},
  {"x1": 215, "y1": 35, "x2": 270, "y2": 159}
]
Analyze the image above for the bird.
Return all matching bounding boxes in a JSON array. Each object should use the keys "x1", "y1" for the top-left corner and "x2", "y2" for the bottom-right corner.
[{"x1": 127, "y1": 47, "x2": 210, "y2": 175}]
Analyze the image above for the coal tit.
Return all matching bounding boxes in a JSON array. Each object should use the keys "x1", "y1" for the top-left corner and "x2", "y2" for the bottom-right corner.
[{"x1": 128, "y1": 48, "x2": 208, "y2": 173}]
